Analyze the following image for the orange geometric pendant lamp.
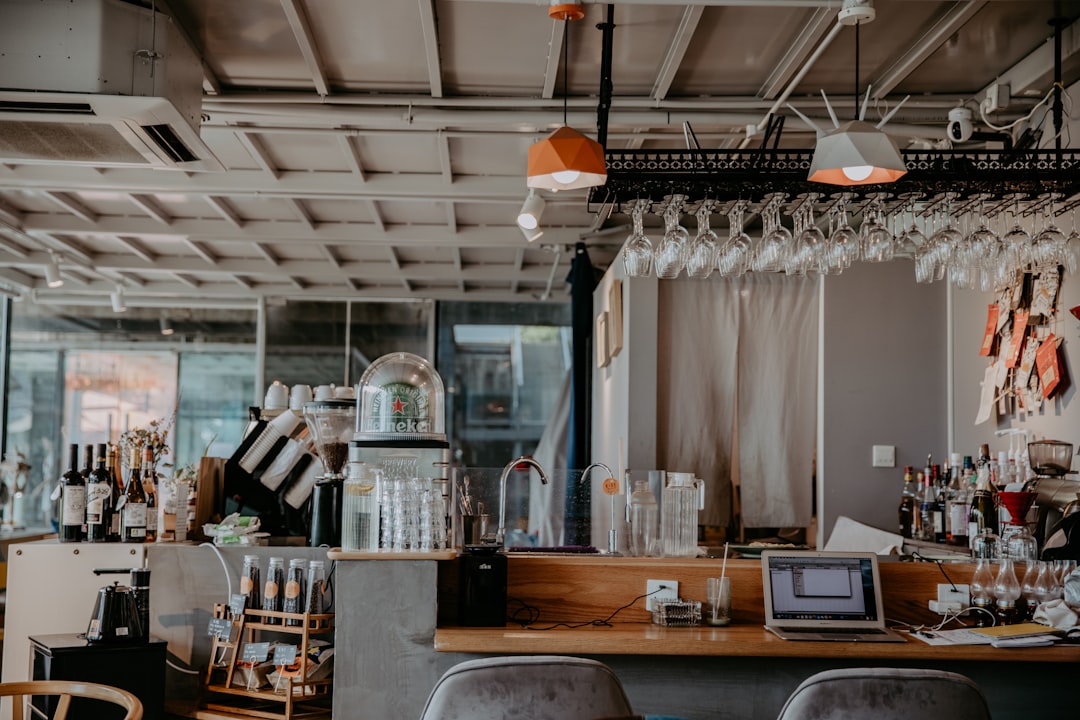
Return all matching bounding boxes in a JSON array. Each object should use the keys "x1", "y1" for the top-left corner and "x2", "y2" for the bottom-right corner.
[{"x1": 526, "y1": 2, "x2": 607, "y2": 191}]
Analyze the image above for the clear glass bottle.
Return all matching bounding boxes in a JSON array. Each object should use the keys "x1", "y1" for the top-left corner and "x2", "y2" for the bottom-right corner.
[
  {"x1": 661, "y1": 472, "x2": 702, "y2": 558},
  {"x1": 1018, "y1": 560, "x2": 1039, "y2": 621},
  {"x1": 142, "y1": 446, "x2": 158, "y2": 543},
  {"x1": 306, "y1": 560, "x2": 326, "y2": 615},
  {"x1": 993, "y1": 557, "x2": 1021, "y2": 625},
  {"x1": 240, "y1": 554, "x2": 261, "y2": 611},
  {"x1": 969, "y1": 557, "x2": 995, "y2": 627},
  {"x1": 121, "y1": 448, "x2": 147, "y2": 543},
  {"x1": 628, "y1": 479, "x2": 659, "y2": 556},
  {"x1": 283, "y1": 557, "x2": 307, "y2": 625},
  {"x1": 263, "y1": 556, "x2": 284, "y2": 625}
]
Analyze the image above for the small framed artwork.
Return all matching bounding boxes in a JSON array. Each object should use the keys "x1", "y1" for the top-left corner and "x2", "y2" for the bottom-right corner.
[
  {"x1": 596, "y1": 311, "x2": 611, "y2": 368},
  {"x1": 608, "y1": 280, "x2": 623, "y2": 357}
]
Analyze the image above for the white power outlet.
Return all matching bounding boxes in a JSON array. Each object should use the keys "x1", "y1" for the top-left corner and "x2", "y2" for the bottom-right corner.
[{"x1": 646, "y1": 579, "x2": 679, "y2": 611}]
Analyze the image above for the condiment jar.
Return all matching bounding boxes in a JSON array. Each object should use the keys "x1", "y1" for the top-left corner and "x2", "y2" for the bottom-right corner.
[
  {"x1": 240, "y1": 554, "x2": 261, "y2": 611},
  {"x1": 283, "y1": 558, "x2": 307, "y2": 626},
  {"x1": 262, "y1": 556, "x2": 284, "y2": 624},
  {"x1": 307, "y1": 560, "x2": 327, "y2": 615}
]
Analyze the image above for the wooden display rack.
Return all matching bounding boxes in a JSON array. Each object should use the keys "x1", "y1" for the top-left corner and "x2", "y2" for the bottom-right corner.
[{"x1": 203, "y1": 604, "x2": 335, "y2": 720}]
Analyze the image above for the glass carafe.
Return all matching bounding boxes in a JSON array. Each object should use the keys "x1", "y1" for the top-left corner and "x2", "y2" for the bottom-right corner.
[
  {"x1": 627, "y1": 479, "x2": 659, "y2": 557},
  {"x1": 661, "y1": 472, "x2": 703, "y2": 558}
]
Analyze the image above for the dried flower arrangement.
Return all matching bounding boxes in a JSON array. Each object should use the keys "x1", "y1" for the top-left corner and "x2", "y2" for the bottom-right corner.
[{"x1": 118, "y1": 411, "x2": 175, "y2": 473}]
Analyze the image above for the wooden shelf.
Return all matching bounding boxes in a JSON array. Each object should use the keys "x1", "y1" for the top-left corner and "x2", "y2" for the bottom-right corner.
[{"x1": 326, "y1": 548, "x2": 456, "y2": 560}]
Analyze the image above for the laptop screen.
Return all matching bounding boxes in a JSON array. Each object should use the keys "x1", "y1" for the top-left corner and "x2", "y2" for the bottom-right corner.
[{"x1": 764, "y1": 553, "x2": 880, "y2": 622}]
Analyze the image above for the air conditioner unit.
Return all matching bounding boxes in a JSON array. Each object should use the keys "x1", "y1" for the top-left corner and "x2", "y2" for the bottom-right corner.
[{"x1": 0, "y1": 0, "x2": 223, "y2": 171}]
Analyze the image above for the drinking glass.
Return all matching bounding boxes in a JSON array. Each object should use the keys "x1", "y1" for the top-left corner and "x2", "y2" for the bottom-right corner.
[
  {"x1": 685, "y1": 201, "x2": 719, "y2": 279},
  {"x1": 622, "y1": 200, "x2": 654, "y2": 278},
  {"x1": 705, "y1": 576, "x2": 732, "y2": 626},
  {"x1": 751, "y1": 195, "x2": 789, "y2": 273},
  {"x1": 828, "y1": 197, "x2": 859, "y2": 271},
  {"x1": 654, "y1": 195, "x2": 689, "y2": 279},
  {"x1": 717, "y1": 201, "x2": 751, "y2": 277},
  {"x1": 860, "y1": 197, "x2": 893, "y2": 263},
  {"x1": 1031, "y1": 203, "x2": 1066, "y2": 270},
  {"x1": 798, "y1": 201, "x2": 829, "y2": 275}
]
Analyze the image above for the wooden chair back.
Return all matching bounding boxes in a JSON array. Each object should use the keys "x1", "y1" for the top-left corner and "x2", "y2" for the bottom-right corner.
[{"x1": 0, "y1": 680, "x2": 142, "y2": 720}]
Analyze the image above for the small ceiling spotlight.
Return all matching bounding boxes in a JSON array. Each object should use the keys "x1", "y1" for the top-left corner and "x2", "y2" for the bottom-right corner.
[
  {"x1": 110, "y1": 286, "x2": 126, "y2": 313},
  {"x1": 160, "y1": 316, "x2": 175, "y2": 336},
  {"x1": 516, "y1": 190, "x2": 546, "y2": 231},
  {"x1": 44, "y1": 253, "x2": 63, "y2": 288},
  {"x1": 520, "y1": 226, "x2": 544, "y2": 243}
]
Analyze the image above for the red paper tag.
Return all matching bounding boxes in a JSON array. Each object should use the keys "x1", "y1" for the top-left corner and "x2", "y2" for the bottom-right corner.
[
  {"x1": 1005, "y1": 310, "x2": 1028, "y2": 369},
  {"x1": 1035, "y1": 334, "x2": 1061, "y2": 399},
  {"x1": 979, "y1": 304, "x2": 999, "y2": 356}
]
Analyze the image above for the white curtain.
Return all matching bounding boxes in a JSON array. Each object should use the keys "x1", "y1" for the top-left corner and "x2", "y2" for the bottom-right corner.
[
  {"x1": 530, "y1": 369, "x2": 571, "y2": 545},
  {"x1": 658, "y1": 273, "x2": 818, "y2": 529}
]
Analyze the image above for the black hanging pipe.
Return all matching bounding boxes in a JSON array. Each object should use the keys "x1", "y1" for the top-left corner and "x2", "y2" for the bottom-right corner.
[
  {"x1": 854, "y1": 21, "x2": 860, "y2": 120},
  {"x1": 1052, "y1": 15, "x2": 1066, "y2": 153},
  {"x1": 596, "y1": 4, "x2": 615, "y2": 149}
]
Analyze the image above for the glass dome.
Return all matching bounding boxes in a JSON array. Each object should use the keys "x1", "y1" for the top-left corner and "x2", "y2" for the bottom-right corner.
[{"x1": 355, "y1": 352, "x2": 446, "y2": 441}]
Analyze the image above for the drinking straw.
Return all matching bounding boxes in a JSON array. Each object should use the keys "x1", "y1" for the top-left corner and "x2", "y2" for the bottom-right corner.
[{"x1": 721, "y1": 542, "x2": 729, "y2": 580}]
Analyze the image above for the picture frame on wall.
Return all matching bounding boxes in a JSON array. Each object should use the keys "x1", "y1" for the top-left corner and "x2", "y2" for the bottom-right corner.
[
  {"x1": 608, "y1": 280, "x2": 623, "y2": 357},
  {"x1": 596, "y1": 311, "x2": 611, "y2": 368}
]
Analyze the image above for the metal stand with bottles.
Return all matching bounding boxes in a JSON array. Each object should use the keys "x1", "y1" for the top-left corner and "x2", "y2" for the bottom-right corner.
[{"x1": 203, "y1": 603, "x2": 335, "y2": 719}]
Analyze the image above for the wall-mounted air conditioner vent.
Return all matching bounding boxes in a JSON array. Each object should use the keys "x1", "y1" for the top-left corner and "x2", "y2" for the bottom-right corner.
[{"x1": 0, "y1": 0, "x2": 222, "y2": 171}]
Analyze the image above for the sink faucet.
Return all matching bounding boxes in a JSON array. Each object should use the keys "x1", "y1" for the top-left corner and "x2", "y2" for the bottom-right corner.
[
  {"x1": 497, "y1": 456, "x2": 549, "y2": 546},
  {"x1": 581, "y1": 462, "x2": 617, "y2": 553}
]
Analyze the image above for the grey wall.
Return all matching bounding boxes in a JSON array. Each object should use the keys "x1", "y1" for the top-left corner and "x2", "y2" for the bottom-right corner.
[{"x1": 820, "y1": 261, "x2": 948, "y2": 543}]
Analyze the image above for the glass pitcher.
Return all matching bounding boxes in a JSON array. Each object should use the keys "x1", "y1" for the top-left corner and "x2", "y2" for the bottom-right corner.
[
  {"x1": 627, "y1": 479, "x2": 659, "y2": 557},
  {"x1": 661, "y1": 472, "x2": 704, "y2": 558}
]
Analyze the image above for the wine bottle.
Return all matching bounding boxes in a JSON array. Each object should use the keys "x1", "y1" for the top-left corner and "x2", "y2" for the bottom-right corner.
[
  {"x1": 968, "y1": 444, "x2": 999, "y2": 541},
  {"x1": 106, "y1": 444, "x2": 123, "y2": 542},
  {"x1": 121, "y1": 447, "x2": 148, "y2": 543},
  {"x1": 85, "y1": 443, "x2": 113, "y2": 543},
  {"x1": 142, "y1": 446, "x2": 158, "y2": 543},
  {"x1": 897, "y1": 466, "x2": 916, "y2": 539},
  {"x1": 59, "y1": 444, "x2": 85, "y2": 543}
]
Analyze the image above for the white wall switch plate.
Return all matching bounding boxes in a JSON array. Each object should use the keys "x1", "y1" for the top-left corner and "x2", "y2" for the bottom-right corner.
[
  {"x1": 646, "y1": 579, "x2": 679, "y2": 611},
  {"x1": 872, "y1": 445, "x2": 896, "y2": 468}
]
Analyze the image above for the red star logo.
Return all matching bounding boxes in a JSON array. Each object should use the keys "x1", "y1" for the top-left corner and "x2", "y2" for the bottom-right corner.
[{"x1": 391, "y1": 397, "x2": 406, "y2": 414}]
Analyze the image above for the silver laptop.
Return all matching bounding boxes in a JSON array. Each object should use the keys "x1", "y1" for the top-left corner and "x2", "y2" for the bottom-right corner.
[{"x1": 760, "y1": 550, "x2": 907, "y2": 642}]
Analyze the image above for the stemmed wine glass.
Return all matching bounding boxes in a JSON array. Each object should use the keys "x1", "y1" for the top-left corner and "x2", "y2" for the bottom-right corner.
[
  {"x1": 654, "y1": 195, "x2": 689, "y2": 279},
  {"x1": 1001, "y1": 197, "x2": 1033, "y2": 275},
  {"x1": 717, "y1": 200, "x2": 751, "y2": 277},
  {"x1": 685, "y1": 200, "x2": 719, "y2": 279},
  {"x1": 861, "y1": 197, "x2": 894, "y2": 263},
  {"x1": 752, "y1": 194, "x2": 790, "y2": 273},
  {"x1": 828, "y1": 195, "x2": 859, "y2": 272},
  {"x1": 622, "y1": 199, "x2": 654, "y2": 278},
  {"x1": 797, "y1": 196, "x2": 828, "y2": 275},
  {"x1": 1031, "y1": 197, "x2": 1066, "y2": 271}
]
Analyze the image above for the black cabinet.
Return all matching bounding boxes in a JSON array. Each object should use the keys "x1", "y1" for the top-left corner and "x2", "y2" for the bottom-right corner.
[{"x1": 29, "y1": 633, "x2": 166, "y2": 720}]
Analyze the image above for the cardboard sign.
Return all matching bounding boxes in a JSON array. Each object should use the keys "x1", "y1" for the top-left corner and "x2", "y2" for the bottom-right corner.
[
  {"x1": 1005, "y1": 310, "x2": 1028, "y2": 368},
  {"x1": 1036, "y1": 334, "x2": 1062, "y2": 399},
  {"x1": 980, "y1": 304, "x2": 999, "y2": 356}
]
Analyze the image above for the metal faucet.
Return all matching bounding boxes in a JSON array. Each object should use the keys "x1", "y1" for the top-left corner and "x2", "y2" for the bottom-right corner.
[
  {"x1": 581, "y1": 462, "x2": 617, "y2": 554},
  {"x1": 497, "y1": 456, "x2": 549, "y2": 547}
]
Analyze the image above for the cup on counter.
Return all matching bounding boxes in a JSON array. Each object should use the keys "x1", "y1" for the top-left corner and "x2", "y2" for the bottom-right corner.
[
  {"x1": 264, "y1": 380, "x2": 289, "y2": 410},
  {"x1": 705, "y1": 576, "x2": 731, "y2": 626},
  {"x1": 461, "y1": 514, "x2": 489, "y2": 546},
  {"x1": 290, "y1": 384, "x2": 313, "y2": 411}
]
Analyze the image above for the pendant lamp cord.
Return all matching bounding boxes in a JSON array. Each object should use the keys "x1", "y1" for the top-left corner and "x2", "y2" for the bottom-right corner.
[
  {"x1": 853, "y1": 21, "x2": 860, "y2": 120},
  {"x1": 563, "y1": 16, "x2": 569, "y2": 126}
]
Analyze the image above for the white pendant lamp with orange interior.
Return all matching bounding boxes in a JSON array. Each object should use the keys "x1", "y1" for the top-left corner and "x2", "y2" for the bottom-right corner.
[{"x1": 526, "y1": 2, "x2": 607, "y2": 192}]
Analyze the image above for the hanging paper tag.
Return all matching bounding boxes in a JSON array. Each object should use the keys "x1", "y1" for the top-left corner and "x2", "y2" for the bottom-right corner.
[
  {"x1": 980, "y1": 304, "x2": 999, "y2": 356},
  {"x1": 1005, "y1": 310, "x2": 1028, "y2": 368},
  {"x1": 1035, "y1": 334, "x2": 1061, "y2": 399}
]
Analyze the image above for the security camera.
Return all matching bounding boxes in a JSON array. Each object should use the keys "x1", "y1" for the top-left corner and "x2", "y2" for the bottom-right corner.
[{"x1": 947, "y1": 107, "x2": 974, "y2": 143}]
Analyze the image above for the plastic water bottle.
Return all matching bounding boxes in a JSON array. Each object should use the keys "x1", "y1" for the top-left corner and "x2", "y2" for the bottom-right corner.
[
  {"x1": 628, "y1": 479, "x2": 659, "y2": 556},
  {"x1": 661, "y1": 472, "x2": 703, "y2": 558}
]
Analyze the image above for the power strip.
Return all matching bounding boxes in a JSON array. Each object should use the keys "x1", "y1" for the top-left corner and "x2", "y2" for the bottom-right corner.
[{"x1": 928, "y1": 599, "x2": 965, "y2": 614}]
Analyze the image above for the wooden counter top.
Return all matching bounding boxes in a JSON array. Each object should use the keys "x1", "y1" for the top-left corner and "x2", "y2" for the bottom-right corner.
[{"x1": 434, "y1": 623, "x2": 1080, "y2": 662}]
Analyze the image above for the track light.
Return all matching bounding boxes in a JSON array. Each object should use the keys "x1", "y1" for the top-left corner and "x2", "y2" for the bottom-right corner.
[
  {"x1": 516, "y1": 190, "x2": 546, "y2": 231},
  {"x1": 110, "y1": 286, "x2": 126, "y2": 313},
  {"x1": 160, "y1": 317, "x2": 174, "y2": 336},
  {"x1": 520, "y1": 226, "x2": 544, "y2": 243},
  {"x1": 44, "y1": 253, "x2": 63, "y2": 288}
]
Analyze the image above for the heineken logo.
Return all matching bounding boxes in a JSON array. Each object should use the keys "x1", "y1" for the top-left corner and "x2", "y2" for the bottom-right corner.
[{"x1": 365, "y1": 382, "x2": 431, "y2": 433}]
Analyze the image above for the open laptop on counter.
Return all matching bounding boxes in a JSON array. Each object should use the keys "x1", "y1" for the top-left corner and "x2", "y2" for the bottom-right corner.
[{"x1": 760, "y1": 550, "x2": 907, "y2": 642}]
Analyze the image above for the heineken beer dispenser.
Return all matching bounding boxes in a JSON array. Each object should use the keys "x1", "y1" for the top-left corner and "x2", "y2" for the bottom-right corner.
[{"x1": 351, "y1": 352, "x2": 451, "y2": 538}]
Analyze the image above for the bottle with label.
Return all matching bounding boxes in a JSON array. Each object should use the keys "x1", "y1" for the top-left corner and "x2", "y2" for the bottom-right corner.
[
  {"x1": 86, "y1": 444, "x2": 113, "y2": 543},
  {"x1": 60, "y1": 444, "x2": 86, "y2": 543},
  {"x1": 240, "y1": 554, "x2": 261, "y2": 610},
  {"x1": 897, "y1": 466, "x2": 917, "y2": 539},
  {"x1": 106, "y1": 444, "x2": 123, "y2": 542},
  {"x1": 121, "y1": 447, "x2": 147, "y2": 543},
  {"x1": 263, "y1": 556, "x2": 285, "y2": 625},
  {"x1": 283, "y1": 558, "x2": 307, "y2": 626},
  {"x1": 968, "y1": 443, "x2": 999, "y2": 542},
  {"x1": 142, "y1": 446, "x2": 158, "y2": 543}
]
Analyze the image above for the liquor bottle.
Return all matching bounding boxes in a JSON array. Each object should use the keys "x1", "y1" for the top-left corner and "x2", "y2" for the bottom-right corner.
[
  {"x1": 59, "y1": 444, "x2": 85, "y2": 543},
  {"x1": 142, "y1": 446, "x2": 158, "y2": 543},
  {"x1": 968, "y1": 444, "x2": 998, "y2": 542},
  {"x1": 85, "y1": 444, "x2": 113, "y2": 543},
  {"x1": 897, "y1": 466, "x2": 917, "y2": 539},
  {"x1": 80, "y1": 443, "x2": 94, "y2": 537},
  {"x1": 121, "y1": 447, "x2": 148, "y2": 543},
  {"x1": 930, "y1": 464, "x2": 946, "y2": 544},
  {"x1": 106, "y1": 444, "x2": 123, "y2": 542}
]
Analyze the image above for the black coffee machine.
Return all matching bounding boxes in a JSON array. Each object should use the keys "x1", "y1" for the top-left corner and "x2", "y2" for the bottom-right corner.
[
  {"x1": 458, "y1": 544, "x2": 507, "y2": 627},
  {"x1": 87, "y1": 568, "x2": 150, "y2": 643}
]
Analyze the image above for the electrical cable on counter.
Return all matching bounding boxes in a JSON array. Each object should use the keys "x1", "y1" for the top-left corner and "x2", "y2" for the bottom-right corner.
[
  {"x1": 510, "y1": 586, "x2": 669, "y2": 631},
  {"x1": 910, "y1": 550, "x2": 960, "y2": 592}
]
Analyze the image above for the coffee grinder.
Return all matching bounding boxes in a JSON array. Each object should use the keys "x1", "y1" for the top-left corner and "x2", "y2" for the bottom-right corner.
[
  {"x1": 303, "y1": 399, "x2": 356, "y2": 547},
  {"x1": 1026, "y1": 440, "x2": 1077, "y2": 548}
]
